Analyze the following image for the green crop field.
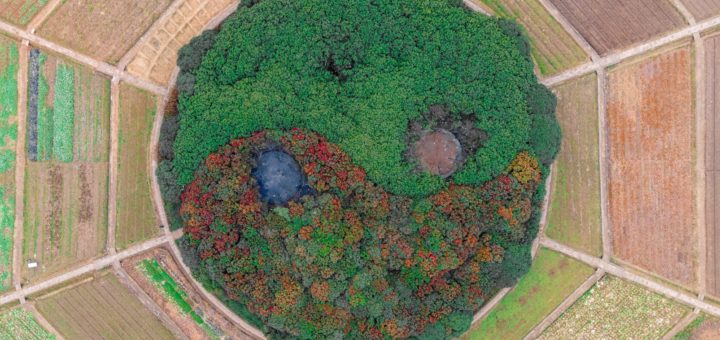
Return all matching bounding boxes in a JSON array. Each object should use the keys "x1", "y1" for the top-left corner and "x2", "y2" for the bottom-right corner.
[
  {"x1": 465, "y1": 248, "x2": 594, "y2": 339},
  {"x1": 0, "y1": 35, "x2": 18, "y2": 292},
  {"x1": 139, "y1": 259, "x2": 220, "y2": 338},
  {"x1": 539, "y1": 276, "x2": 690, "y2": 339},
  {"x1": 0, "y1": 307, "x2": 54, "y2": 339},
  {"x1": 0, "y1": 0, "x2": 48, "y2": 27}
]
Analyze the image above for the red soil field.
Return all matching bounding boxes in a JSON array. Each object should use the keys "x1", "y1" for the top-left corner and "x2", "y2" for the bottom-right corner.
[
  {"x1": 548, "y1": 0, "x2": 687, "y2": 55},
  {"x1": 704, "y1": 34, "x2": 720, "y2": 296},
  {"x1": 607, "y1": 46, "x2": 696, "y2": 286}
]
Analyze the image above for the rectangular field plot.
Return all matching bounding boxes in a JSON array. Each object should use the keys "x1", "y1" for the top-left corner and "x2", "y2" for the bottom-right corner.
[
  {"x1": 122, "y1": 248, "x2": 253, "y2": 339},
  {"x1": 116, "y1": 84, "x2": 158, "y2": 249},
  {"x1": 705, "y1": 34, "x2": 720, "y2": 297},
  {"x1": 0, "y1": 0, "x2": 47, "y2": 27},
  {"x1": 35, "y1": 271, "x2": 173, "y2": 339},
  {"x1": 681, "y1": 0, "x2": 720, "y2": 21},
  {"x1": 673, "y1": 313, "x2": 719, "y2": 339},
  {"x1": 0, "y1": 35, "x2": 18, "y2": 292},
  {"x1": 467, "y1": 0, "x2": 588, "y2": 76},
  {"x1": 0, "y1": 306, "x2": 55, "y2": 339},
  {"x1": 538, "y1": 276, "x2": 690, "y2": 339},
  {"x1": 607, "y1": 46, "x2": 696, "y2": 285},
  {"x1": 464, "y1": 248, "x2": 594, "y2": 339},
  {"x1": 544, "y1": 73, "x2": 602, "y2": 256},
  {"x1": 128, "y1": 0, "x2": 237, "y2": 85},
  {"x1": 36, "y1": 0, "x2": 173, "y2": 64},
  {"x1": 548, "y1": 0, "x2": 686, "y2": 55},
  {"x1": 22, "y1": 49, "x2": 110, "y2": 284}
]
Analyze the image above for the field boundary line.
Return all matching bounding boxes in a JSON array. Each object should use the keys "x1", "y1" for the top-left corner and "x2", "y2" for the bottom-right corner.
[
  {"x1": 25, "y1": 0, "x2": 61, "y2": 33},
  {"x1": 471, "y1": 287, "x2": 511, "y2": 325},
  {"x1": 112, "y1": 262, "x2": 188, "y2": 340},
  {"x1": 541, "y1": 238, "x2": 720, "y2": 318},
  {"x1": 543, "y1": 14, "x2": 720, "y2": 87},
  {"x1": 0, "y1": 235, "x2": 168, "y2": 306},
  {"x1": 524, "y1": 268, "x2": 605, "y2": 339},
  {"x1": 117, "y1": 0, "x2": 186, "y2": 71},
  {"x1": 0, "y1": 19, "x2": 167, "y2": 96},
  {"x1": 24, "y1": 302, "x2": 65, "y2": 340},
  {"x1": 462, "y1": 0, "x2": 490, "y2": 16},
  {"x1": 670, "y1": 0, "x2": 697, "y2": 26},
  {"x1": 695, "y1": 33, "x2": 707, "y2": 294},
  {"x1": 106, "y1": 78, "x2": 120, "y2": 255},
  {"x1": 536, "y1": 0, "x2": 599, "y2": 61},
  {"x1": 597, "y1": 68, "x2": 611, "y2": 261},
  {"x1": 661, "y1": 308, "x2": 700, "y2": 340},
  {"x1": 12, "y1": 42, "x2": 28, "y2": 292}
]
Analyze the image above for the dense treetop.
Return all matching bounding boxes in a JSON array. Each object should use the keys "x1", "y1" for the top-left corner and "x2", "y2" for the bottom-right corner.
[{"x1": 172, "y1": 0, "x2": 558, "y2": 197}]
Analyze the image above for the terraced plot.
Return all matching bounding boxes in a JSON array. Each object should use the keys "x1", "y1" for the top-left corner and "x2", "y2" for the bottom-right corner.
[
  {"x1": 0, "y1": 0, "x2": 47, "y2": 27},
  {"x1": 116, "y1": 84, "x2": 158, "y2": 249},
  {"x1": 37, "y1": 0, "x2": 173, "y2": 63},
  {"x1": 35, "y1": 271, "x2": 173, "y2": 339},
  {"x1": 545, "y1": 73, "x2": 602, "y2": 256},
  {"x1": 128, "y1": 0, "x2": 237, "y2": 85},
  {"x1": 538, "y1": 276, "x2": 690, "y2": 339},
  {"x1": 464, "y1": 248, "x2": 594, "y2": 339},
  {"x1": 0, "y1": 35, "x2": 18, "y2": 293},
  {"x1": 0, "y1": 307, "x2": 54, "y2": 339},
  {"x1": 472, "y1": 0, "x2": 587, "y2": 76},
  {"x1": 549, "y1": 0, "x2": 687, "y2": 55},
  {"x1": 23, "y1": 50, "x2": 110, "y2": 283},
  {"x1": 607, "y1": 46, "x2": 696, "y2": 285}
]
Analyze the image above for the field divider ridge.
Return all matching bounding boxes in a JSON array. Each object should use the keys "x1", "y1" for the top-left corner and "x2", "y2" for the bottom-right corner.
[
  {"x1": 694, "y1": 31, "x2": 707, "y2": 294},
  {"x1": 597, "y1": 67, "x2": 611, "y2": 261},
  {"x1": 12, "y1": 41, "x2": 29, "y2": 292},
  {"x1": 661, "y1": 308, "x2": 700, "y2": 340},
  {"x1": 106, "y1": 78, "x2": 120, "y2": 255},
  {"x1": 670, "y1": 0, "x2": 698, "y2": 26}
]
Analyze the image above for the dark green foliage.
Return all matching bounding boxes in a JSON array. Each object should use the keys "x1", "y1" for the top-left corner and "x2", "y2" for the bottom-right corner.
[
  {"x1": 159, "y1": 114, "x2": 178, "y2": 161},
  {"x1": 176, "y1": 30, "x2": 218, "y2": 96},
  {"x1": 497, "y1": 18, "x2": 532, "y2": 62},
  {"x1": 529, "y1": 114, "x2": 562, "y2": 166},
  {"x1": 156, "y1": 160, "x2": 182, "y2": 230},
  {"x1": 172, "y1": 0, "x2": 551, "y2": 197}
]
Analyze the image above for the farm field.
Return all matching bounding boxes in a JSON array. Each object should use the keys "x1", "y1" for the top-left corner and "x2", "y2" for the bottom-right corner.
[
  {"x1": 127, "y1": 0, "x2": 237, "y2": 85},
  {"x1": 681, "y1": 0, "x2": 720, "y2": 21},
  {"x1": 544, "y1": 73, "x2": 602, "y2": 256},
  {"x1": 0, "y1": 0, "x2": 47, "y2": 27},
  {"x1": 36, "y1": 0, "x2": 173, "y2": 64},
  {"x1": 705, "y1": 34, "x2": 720, "y2": 297},
  {"x1": 673, "y1": 314, "x2": 720, "y2": 339},
  {"x1": 0, "y1": 35, "x2": 18, "y2": 292},
  {"x1": 0, "y1": 307, "x2": 54, "y2": 339},
  {"x1": 23, "y1": 50, "x2": 110, "y2": 283},
  {"x1": 538, "y1": 276, "x2": 690, "y2": 339},
  {"x1": 464, "y1": 0, "x2": 588, "y2": 76},
  {"x1": 606, "y1": 46, "x2": 696, "y2": 285},
  {"x1": 122, "y1": 248, "x2": 252, "y2": 339},
  {"x1": 464, "y1": 248, "x2": 594, "y2": 339},
  {"x1": 35, "y1": 271, "x2": 174, "y2": 339},
  {"x1": 116, "y1": 84, "x2": 158, "y2": 250},
  {"x1": 548, "y1": 0, "x2": 687, "y2": 55}
]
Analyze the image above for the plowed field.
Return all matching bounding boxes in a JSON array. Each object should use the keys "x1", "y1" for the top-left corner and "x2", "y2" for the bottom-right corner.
[{"x1": 681, "y1": 0, "x2": 720, "y2": 21}]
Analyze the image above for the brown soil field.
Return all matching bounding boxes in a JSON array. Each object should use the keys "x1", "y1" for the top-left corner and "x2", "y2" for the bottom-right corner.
[
  {"x1": 35, "y1": 270, "x2": 174, "y2": 339},
  {"x1": 122, "y1": 248, "x2": 253, "y2": 339},
  {"x1": 606, "y1": 46, "x2": 696, "y2": 286},
  {"x1": 0, "y1": 1, "x2": 47, "y2": 27},
  {"x1": 470, "y1": 0, "x2": 588, "y2": 76},
  {"x1": 548, "y1": 0, "x2": 687, "y2": 55},
  {"x1": 116, "y1": 84, "x2": 159, "y2": 250},
  {"x1": 36, "y1": 0, "x2": 173, "y2": 64},
  {"x1": 544, "y1": 73, "x2": 602, "y2": 257},
  {"x1": 22, "y1": 162, "x2": 108, "y2": 284},
  {"x1": 127, "y1": 0, "x2": 237, "y2": 85},
  {"x1": 681, "y1": 0, "x2": 720, "y2": 21},
  {"x1": 705, "y1": 34, "x2": 720, "y2": 297}
]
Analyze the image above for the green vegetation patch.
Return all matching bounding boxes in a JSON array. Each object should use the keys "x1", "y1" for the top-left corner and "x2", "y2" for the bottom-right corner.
[
  {"x1": 539, "y1": 275, "x2": 690, "y2": 339},
  {"x1": 0, "y1": 38, "x2": 18, "y2": 148},
  {"x1": 0, "y1": 187, "x2": 13, "y2": 291},
  {"x1": 51, "y1": 63, "x2": 74, "y2": 163},
  {"x1": 467, "y1": 248, "x2": 594, "y2": 339},
  {"x1": 138, "y1": 258, "x2": 220, "y2": 339},
  {"x1": 0, "y1": 307, "x2": 54, "y2": 339}
]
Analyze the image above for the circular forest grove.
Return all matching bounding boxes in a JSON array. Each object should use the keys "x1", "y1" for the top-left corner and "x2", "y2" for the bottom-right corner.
[{"x1": 157, "y1": 0, "x2": 561, "y2": 338}]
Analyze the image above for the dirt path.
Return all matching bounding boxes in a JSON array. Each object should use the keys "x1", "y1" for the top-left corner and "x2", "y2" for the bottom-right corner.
[
  {"x1": 662, "y1": 309, "x2": 701, "y2": 340},
  {"x1": 597, "y1": 68, "x2": 611, "y2": 261},
  {"x1": 106, "y1": 78, "x2": 119, "y2": 255},
  {"x1": 695, "y1": 33, "x2": 707, "y2": 295},
  {"x1": 12, "y1": 42, "x2": 28, "y2": 291},
  {"x1": 541, "y1": 238, "x2": 720, "y2": 317},
  {"x1": 524, "y1": 269, "x2": 605, "y2": 339},
  {"x1": 26, "y1": 0, "x2": 61, "y2": 33},
  {"x1": 671, "y1": 0, "x2": 698, "y2": 25}
]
